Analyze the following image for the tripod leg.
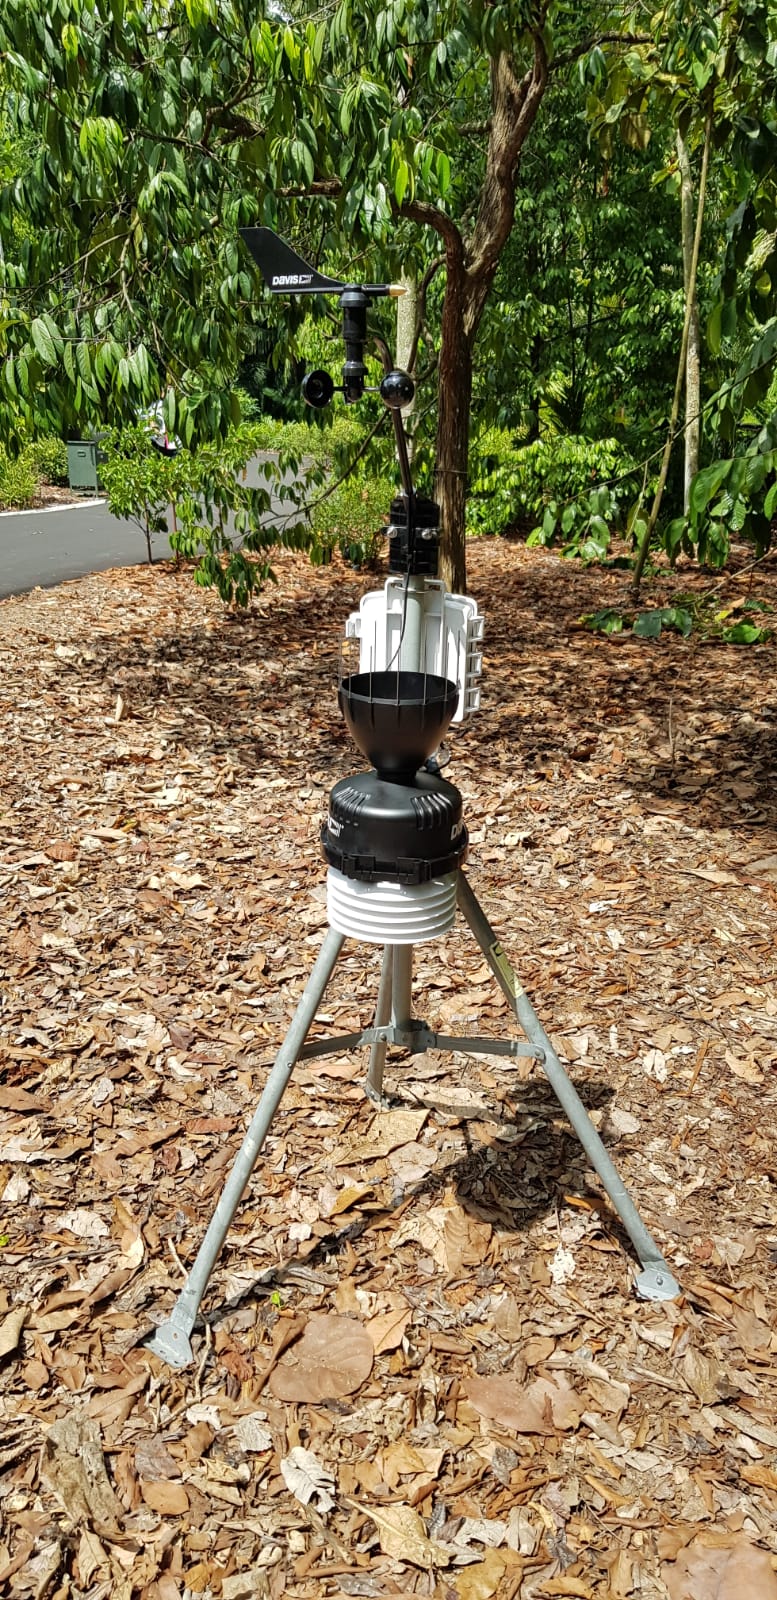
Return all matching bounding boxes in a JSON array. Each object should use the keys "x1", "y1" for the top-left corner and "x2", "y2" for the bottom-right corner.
[
  {"x1": 367, "y1": 944, "x2": 394, "y2": 1102},
  {"x1": 457, "y1": 873, "x2": 680, "y2": 1302},
  {"x1": 147, "y1": 927, "x2": 345, "y2": 1367},
  {"x1": 391, "y1": 945, "x2": 413, "y2": 1027}
]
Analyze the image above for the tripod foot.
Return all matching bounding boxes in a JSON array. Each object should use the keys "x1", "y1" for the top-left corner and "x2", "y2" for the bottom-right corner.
[
  {"x1": 634, "y1": 1264, "x2": 682, "y2": 1302},
  {"x1": 146, "y1": 1318, "x2": 195, "y2": 1368},
  {"x1": 364, "y1": 1082, "x2": 395, "y2": 1110}
]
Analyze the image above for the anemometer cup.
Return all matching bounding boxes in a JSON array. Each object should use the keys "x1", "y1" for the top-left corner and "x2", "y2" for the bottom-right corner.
[
  {"x1": 302, "y1": 369, "x2": 335, "y2": 408},
  {"x1": 338, "y1": 671, "x2": 458, "y2": 777},
  {"x1": 380, "y1": 370, "x2": 415, "y2": 409}
]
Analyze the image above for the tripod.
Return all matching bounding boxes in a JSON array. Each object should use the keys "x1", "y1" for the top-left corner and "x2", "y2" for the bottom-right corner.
[
  {"x1": 147, "y1": 855, "x2": 680, "y2": 1370},
  {"x1": 147, "y1": 231, "x2": 680, "y2": 1369}
]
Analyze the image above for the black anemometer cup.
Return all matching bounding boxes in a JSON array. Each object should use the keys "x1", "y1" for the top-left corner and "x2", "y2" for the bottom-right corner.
[
  {"x1": 379, "y1": 370, "x2": 415, "y2": 409},
  {"x1": 301, "y1": 369, "x2": 335, "y2": 408}
]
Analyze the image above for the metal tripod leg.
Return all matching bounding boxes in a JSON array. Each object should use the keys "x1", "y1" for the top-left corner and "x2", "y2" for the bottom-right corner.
[
  {"x1": 457, "y1": 873, "x2": 680, "y2": 1302},
  {"x1": 147, "y1": 927, "x2": 345, "y2": 1367},
  {"x1": 366, "y1": 944, "x2": 394, "y2": 1103},
  {"x1": 391, "y1": 944, "x2": 413, "y2": 1027}
]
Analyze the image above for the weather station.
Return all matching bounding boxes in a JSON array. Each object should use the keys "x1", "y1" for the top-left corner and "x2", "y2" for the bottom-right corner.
[{"x1": 148, "y1": 230, "x2": 680, "y2": 1368}]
